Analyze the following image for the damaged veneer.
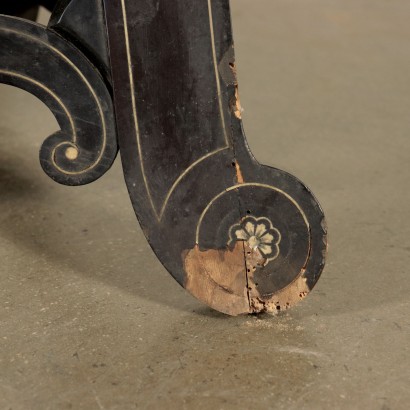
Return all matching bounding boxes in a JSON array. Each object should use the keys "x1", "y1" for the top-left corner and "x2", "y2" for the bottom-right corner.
[
  {"x1": 0, "y1": 0, "x2": 326, "y2": 316},
  {"x1": 103, "y1": 0, "x2": 327, "y2": 316}
]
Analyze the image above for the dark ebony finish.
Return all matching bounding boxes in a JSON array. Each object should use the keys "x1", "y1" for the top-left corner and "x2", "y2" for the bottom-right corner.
[
  {"x1": 0, "y1": 0, "x2": 327, "y2": 315},
  {"x1": 49, "y1": 0, "x2": 110, "y2": 81},
  {"x1": 105, "y1": 0, "x2": 327, "y2": 315},
  {"x1": 0, "y1": 14, "x2": 117, "y2": 185}
]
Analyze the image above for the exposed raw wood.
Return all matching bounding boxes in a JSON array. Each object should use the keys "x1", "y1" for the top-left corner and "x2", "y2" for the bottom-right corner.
[{"x1": 0, "y1": 0, "x2": 327, "y2": 316}]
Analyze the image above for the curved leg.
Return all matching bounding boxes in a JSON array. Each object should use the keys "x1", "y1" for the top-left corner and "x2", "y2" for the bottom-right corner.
[
  {"x1": 105, "y1": 0, "x2": 327, "y2": 315},
  {"x1": 0, "y1": 13, "x2": 117, "y2": 185}
]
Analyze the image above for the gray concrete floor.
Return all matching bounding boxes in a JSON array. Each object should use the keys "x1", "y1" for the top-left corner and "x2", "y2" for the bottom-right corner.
[{"x1": 1, "y1": 1, "x2": 409, "y2": 409}]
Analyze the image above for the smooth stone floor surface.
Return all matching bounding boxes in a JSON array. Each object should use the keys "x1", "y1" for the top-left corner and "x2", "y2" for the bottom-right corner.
[{"x1": 0, "y1": 1, "x2": 409, "y2": 409}]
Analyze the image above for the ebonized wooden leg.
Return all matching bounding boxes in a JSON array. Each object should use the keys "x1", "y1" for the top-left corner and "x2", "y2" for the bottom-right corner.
[
  {"x1": 105, "y1": 0, "x2": 327, "y2": 315},
  {"x1": 0, "y1": 0, "x2": 327, "y2": 315},
  {"x1": 0, "y1": 12, "x2": 117, "y2": 185}
]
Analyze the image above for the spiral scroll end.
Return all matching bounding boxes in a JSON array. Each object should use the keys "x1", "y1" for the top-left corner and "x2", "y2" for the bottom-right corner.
[{"x1": 40, "y1": 131, "x2": 118, "y2": 186}]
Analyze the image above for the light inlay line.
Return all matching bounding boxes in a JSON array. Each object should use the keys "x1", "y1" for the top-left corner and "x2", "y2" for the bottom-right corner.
[
  {"x1": 119, "y1": 0, "x2": 231, "y2": 221},
  {"x1": 0, "y1": 25, "x2": 108, "y2": 175}
]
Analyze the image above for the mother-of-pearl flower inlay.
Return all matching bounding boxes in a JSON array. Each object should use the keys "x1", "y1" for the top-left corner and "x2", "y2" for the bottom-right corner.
[{"x1": 229, "y1": 216, "x2": 281, "y2": 262}]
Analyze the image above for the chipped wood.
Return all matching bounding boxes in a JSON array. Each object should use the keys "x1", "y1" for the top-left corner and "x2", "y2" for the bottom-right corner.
[
  {"x1": 184, "y1": 242, "x2": 250, "y2": 316},
  {"x1": 232, "y1": 85, "x2": 243, "y2": 119},
  {"x1": 103, "y1": 0, "x2": 327, "y2": 316},
  {"x1": 234, "y1": 161, "x2": 244, "y2": 184},
  {"x1": 0, "y1": 0, "x2": 326, "y2": 316}
]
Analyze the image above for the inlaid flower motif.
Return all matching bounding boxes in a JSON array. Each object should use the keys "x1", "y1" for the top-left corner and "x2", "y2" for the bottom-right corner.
[{"x1": 229, "y1": 216, "x2": 281, "y2": 262}]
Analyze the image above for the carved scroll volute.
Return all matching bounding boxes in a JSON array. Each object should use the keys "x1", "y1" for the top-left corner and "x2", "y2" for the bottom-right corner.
[
  {"x1": 105, "y1": 0, "x2": 327, "y2": 315},
  {"x1": 0, "y1": 14, "x2": 117, "y2": 185}
]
